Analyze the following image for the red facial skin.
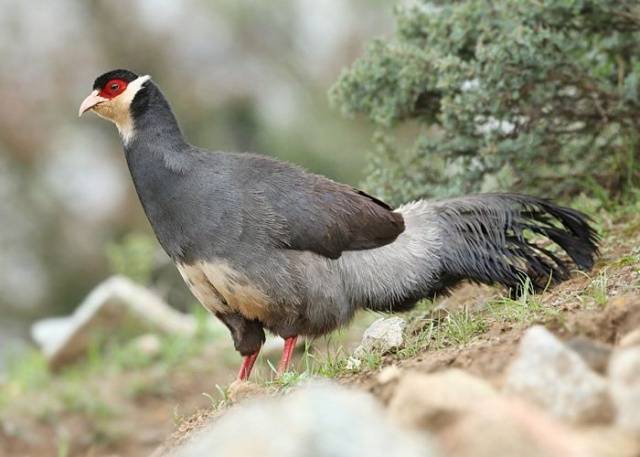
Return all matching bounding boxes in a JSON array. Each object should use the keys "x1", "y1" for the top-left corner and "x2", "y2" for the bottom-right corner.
[{"x1": 99, "y1": 79, "x2": 128, "y2": 99}]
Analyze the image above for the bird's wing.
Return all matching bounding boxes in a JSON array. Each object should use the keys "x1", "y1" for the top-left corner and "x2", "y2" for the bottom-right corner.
[
  {"x1": 276, "y1": 180, "x2": 405, "y2": 259},
  {"x1": 240, "y1": 155, "x2": 405, "y2": 259}
]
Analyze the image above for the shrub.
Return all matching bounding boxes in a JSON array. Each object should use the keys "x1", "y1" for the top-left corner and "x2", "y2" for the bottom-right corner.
[{"x1": 330, "y1": 0, "x2": 640, "y2": 205}]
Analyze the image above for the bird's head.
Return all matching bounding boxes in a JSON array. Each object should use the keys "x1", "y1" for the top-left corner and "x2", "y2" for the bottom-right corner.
[{"x1": 79, "y1": 69, "x2": 151, "y2": 141}]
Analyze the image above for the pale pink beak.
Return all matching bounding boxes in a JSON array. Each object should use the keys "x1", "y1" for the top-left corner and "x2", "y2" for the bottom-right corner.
[{"x1": 78, "y1": 90, "x2": 107, "y2": 117}]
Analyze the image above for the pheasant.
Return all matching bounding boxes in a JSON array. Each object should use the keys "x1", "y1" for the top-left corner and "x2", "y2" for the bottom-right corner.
[{"x1": 79, "y1": 69, "x2": 598, "y2": 380}]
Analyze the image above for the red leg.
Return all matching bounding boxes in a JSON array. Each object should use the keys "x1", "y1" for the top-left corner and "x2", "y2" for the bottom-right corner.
[
  {"x1": 237, "y1": 349, "x2": 260, "y2": 381},
  {"x1": 277, "y1": 336, "x2": 298, "y2": 375}
]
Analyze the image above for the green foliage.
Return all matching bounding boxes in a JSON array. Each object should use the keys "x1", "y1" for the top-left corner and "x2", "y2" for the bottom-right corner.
[
  {"x1": 405, "y1": 307, "x2": 489, "y2": 353},
  {"x1": 584, "y1": 267, "x2": 611, "y2": 307},
  {"x1": 0, "y1": 351, "x2": 51, "y2": 410},
  {"x1": 105, "y1": 232, "x2": 157, "y2": 284},
  {"x1": 331, "y1": 0, "x2": 640, "y2": 204},
  {"x1": 0, "y1": 310, "x2": 220, "y2": 422},
  {"x1": 488, "y1": 282, "x2": 560, "y2": 324}
]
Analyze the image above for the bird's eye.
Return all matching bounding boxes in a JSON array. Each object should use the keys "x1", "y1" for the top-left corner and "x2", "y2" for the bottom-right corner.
[{"x1": 99, "y1": 79, "x2": 128, "y2": 98}]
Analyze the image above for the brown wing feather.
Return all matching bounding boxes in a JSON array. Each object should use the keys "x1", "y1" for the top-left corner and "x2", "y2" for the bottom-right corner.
[
  {"x1": 284, "y1": 179, "x2": 405, "y2": 258},
  {"x1": 240, "y1": 154, "x2": 405, "y2": 259}
]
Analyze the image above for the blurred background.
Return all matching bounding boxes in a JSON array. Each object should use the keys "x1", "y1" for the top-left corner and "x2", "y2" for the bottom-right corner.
[{"x1": 0, "y1": 0, "x2": 392, "y2": 365}]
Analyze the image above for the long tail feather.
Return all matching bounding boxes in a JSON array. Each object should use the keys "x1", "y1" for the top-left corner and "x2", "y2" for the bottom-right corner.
[
  {"x1": 338, "y1": 193, "x2": 598, "y2": 312},
  {"x1": 431, "y1": 193, "x2": 599, "y2": 293}
]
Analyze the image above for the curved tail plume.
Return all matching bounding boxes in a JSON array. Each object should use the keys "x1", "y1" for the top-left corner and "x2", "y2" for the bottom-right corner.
[
  {"x1": 430, "y1": 194, "x2": 599, "y2": 295},
  {"x1": 339, "y1": 193, "x2": 599, "y2": 311}
]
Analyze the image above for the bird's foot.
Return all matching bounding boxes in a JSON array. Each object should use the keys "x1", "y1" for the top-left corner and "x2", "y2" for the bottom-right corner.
[
  {"x1": 276, "y1": 336, "x2": 298, "y2": 375},
  {"x1": 237, "y1": 350, "x2": 260, "y2": 381}
]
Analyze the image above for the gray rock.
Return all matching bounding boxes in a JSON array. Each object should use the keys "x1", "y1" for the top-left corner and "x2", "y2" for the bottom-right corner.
[
  {"x1": 388, "y1": 369, "x2": 497, "y2": 431},
  {"x1": 566, "y1": 336, "x2": 612, "y2": 374},
  {"x1": 354, "y1": 317, "x2": 406, "y2": 358},
  {"x1": 31, "y1": 276, "x2": 196, "y2": 369},
  {"x1": 609, "y1": 346, "x2": 640, "y2": 432},
  {"x1": 504, "y1": 326, "x2": 612, "y2": 424},
  {"x1": 170, "y1": 382, "x2": 438, "y2": 457}
]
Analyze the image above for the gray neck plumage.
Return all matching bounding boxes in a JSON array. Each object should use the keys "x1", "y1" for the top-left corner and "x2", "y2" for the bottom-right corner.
[
  {"x1": 124, "y1": 82, "x2": 191, "y2": 174},
  {"x1": 123, "y1": 81, "x2": 191, "y2": 223},
  {"x1": 126, "y1": 82, "x2": 188, "y2": 151},
  {"x1": 121, "y1": 82, "x2": 195, "y2": 259}
]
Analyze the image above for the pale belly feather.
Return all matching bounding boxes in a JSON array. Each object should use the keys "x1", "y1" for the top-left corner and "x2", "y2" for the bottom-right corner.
[{"x1": 176, "y1": 260, "x2": 271, "y2": 321}]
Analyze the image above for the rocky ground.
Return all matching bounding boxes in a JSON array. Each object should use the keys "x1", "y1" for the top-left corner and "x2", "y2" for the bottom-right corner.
[
  {"x1": 2, "y1": 201, "x2": 640, "y2": 457},
  {"x1": 161, "y1": 205, "x2": 640, "y2": 457},
  {"x1": 163, "y1": 313, "x2": 640, "y2": 456}
]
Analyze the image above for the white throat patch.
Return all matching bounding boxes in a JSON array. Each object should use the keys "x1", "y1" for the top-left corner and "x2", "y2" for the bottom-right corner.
[{"x1": 94, "y1": 75, "x2": 151, "y2": 145}]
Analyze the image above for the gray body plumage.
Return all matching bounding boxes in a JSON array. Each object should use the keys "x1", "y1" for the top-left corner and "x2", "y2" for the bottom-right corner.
[{"x1": 120, "y1": 78, "x2": 598, "y2": 356}]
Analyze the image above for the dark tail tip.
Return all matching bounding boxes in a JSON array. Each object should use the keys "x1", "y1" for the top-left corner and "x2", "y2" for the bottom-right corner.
[
  {"x1": 435, "y1": 193, "x2": 599, "y2": 295},
  {"x1": 534, "y1": 200, "x2": 599, "y2": 272}
]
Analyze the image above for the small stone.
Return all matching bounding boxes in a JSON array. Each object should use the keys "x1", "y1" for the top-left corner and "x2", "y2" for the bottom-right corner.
[
  {"x1": 377, "y1": 365, "x2": 401, "y2": 384},
  {"x1": 388, "y1": 369, "x2": 497, "y2": 431},
  {"x1": 345, "y1": 356, "x2": 362, "y2": 371},
  {"x1": 132, "y1": 333, "x2": 162, "y2": 357},
  {"x1": 504, "y1": 326, "x2": 612, "y2": 424},
  {"x1": 354, "y1": 317, "x2": 406, "y2": 358},
  {"x1": 566, "y1": 336, "x2": 612, "y2": 374},
  {"x1": 609, "y1": 346, "x2": 640, "y2": 432},
  {"x1": 619, "y1": 328, "x2": 640, "y2": 348}
]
